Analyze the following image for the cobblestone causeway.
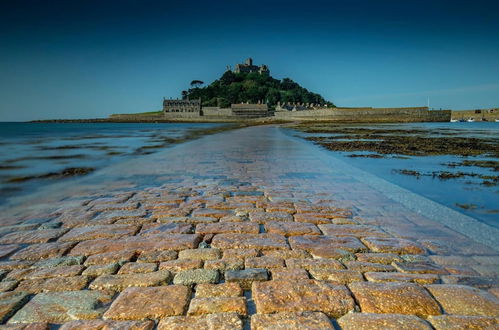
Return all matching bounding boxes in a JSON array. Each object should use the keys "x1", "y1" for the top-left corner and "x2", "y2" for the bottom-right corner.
[{"x1": 0, "y1": 126, "x2": 498, "y2": 329}]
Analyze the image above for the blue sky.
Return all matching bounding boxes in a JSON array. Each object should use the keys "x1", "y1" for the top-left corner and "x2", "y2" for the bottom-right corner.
[{"x1": 1, "y1": 0, "x2": 498, "y2": 121}]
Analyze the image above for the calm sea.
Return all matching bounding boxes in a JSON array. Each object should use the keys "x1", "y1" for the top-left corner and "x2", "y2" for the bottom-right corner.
[
  {"x1": 294, "y1": 122, "x2": 499, "y2": 228},
  {"x1": 0, "y1": 122, "x2": 224, "y2": 205}
]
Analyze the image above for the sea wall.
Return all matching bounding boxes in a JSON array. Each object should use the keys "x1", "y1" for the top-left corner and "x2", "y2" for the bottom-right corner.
[
  {"x1": 202, "y1": 107, "x2": 232, "y2": 117},
  {"x1": 274, "y1": 107, "x2": 451, "y2": 122}
]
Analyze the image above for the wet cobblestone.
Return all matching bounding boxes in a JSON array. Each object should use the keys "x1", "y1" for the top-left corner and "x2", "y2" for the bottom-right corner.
[{"x1": 0, "y1": 126, "x2": 498, "y2": 327}]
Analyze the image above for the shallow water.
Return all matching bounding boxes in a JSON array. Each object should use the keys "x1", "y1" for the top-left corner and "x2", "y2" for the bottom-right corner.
[
  {"x1": 0, "y1": 122, "x2": 224, "y2": 204},
  {"x1": 2, "y1": 125, "x2": 497, "y2": 252},
  {"x1": 292, "y1": 122, "x2": 499, "y2": 228}
]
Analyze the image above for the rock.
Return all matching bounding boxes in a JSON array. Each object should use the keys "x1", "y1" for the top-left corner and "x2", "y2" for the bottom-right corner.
[
  {"x1": 139, "y1": 223, "x2": 193, "y2": 235},
  {"x1": 159, "y1": 259, "x2": 203, "y2": 273},
  {"x1": 117, "y1": 262, "x2": 157, "y2": 274},
  {"x1": 211, "y1": 234, "x2": 288, "y2": 250},
  {"x1": 89, "y1": 270, "x2": 171, "y2": 290},
  {"x1": 392, "y1": 261, "x2": 448, "y2": 274},
  {"x1": 223, "y1": 248, "x2": 260, "y2": 259},
  {"x1": 427, "y1": 315, "x2": 499, "y2": 329},
  {"x1": 8, "y1": 290, "x2": 114, "y2": 323},
  {"x1": 356, "y1": 252, "x2": 403, "y2": 264},
  {"x1": 84, "y1": 250, "x2": 136, "y2": 266},
  {"x1": 319, "y1": 224, "x2": 388, "y2": 237},
  {"x1": 361, "y1": 237, "x2": 426, "y2": 255},
  {"x1": 308, "y1": 269, "x2": 364, "y2": 284},
  {"x1": 137, "y1": 250, "x2": 177, "y2": 263},
  {"x1": 0, "y1": 281, "x2": 18, "y2": 292},
  {"x1": 426, "y1": 284, "x2": 499, "y2": 316},
  {"x1": 262, "y1": 249, "x2": 311, "y2": 259},
  {"x1": 23, "y1": 265, "x2": 85, "y2": 280},
  {"x1": 59, "y1": 224, "x2": 138, "y2": 242},
  {"x1": 69, "y1": 233, "x2": 202, "y2": 256},
  {"x1": 225, "y1": 268, "x2": 269, "y2": 289},
  {"x1": 204, "y1": 258, "x2": 244, "y2": 271},
  {"x1": 253, "y1": 280, "x2": 354, "y2": 317},
  {"x1": 337, "y1": 313, "x2": 432, "y2": 330},
  {"x1": 0, "y1": 291, "x2": 29, "y2": 323},
  {"x1": 10, "y1": 242, "x2": 75, "y2": 261},
  {"x1": 441, "y1": 275, "x2": 499, "y2": 289},
  {"x1": 289, "y1": 235, "x2": 367, "y2": 253},
  {"x1": 33, "y1": 256, "x2": 85, "y2": 268},
  {"x1": 271, "y1": 268, "x2": 309, "y2": 280},
  {"x1": 158, "y1": 312, "x2": 243, "y2": 330},
  {"x1": 191, "y1": 208, "x2": 231, "y2": 219},
  {"x1": 0, "y1": 229, "x2": 67, "y2": 244},
  {"x1": 60, "y1": 319, "x2": 154, "y2": 330},
  {"x1": 364, "y1": 272, "x2": 440, "y2": 284},
  {"x1": 103, "y1": 286, "x2": 190, "y2": 320},
  {"x1": 178, "y1": 248, "x2": 221, "y2": 261},
  {"x1": 0, "y1": 245, "x2": 21, "y2": 258},
  {"x1": 82, "y1": 263, "x2": 119, "y2": 276},
  {"x1": 265, "y1": 222, "x2": 321, "y2": 236},
  {"x1": 196, "y1": 222, "x2": 259, "y2": 234},
  {"x1": 195, "y1": 283, "x2": 243, "y2": 297},
  {"x1": 349, "y1": 282, "x2": 441, "y2": 317},
  {"x1": 245, "y1": 256, "x2": 285, "y2": 269},
  {"x1": 249, "y1": 211, "x2": 293, "y2": 224},
  {"x1": 187, "y1": 297, "x2": 247, "y2": 316},
  {"x1": 285, "y1": 258, "x2": 344, "y2": 270},
  {"x1": 251, "y1": 311, "x2": 334, "y2": 330},
  {"x1": 173, "y1": 269, "x2": 219, "y2": 285},
  {"x1": 16, "y1": 276, "x2": 89, "y2": 293},
  {"x1": 345, "y1": 261, "x2": 395, "y2": 272}
]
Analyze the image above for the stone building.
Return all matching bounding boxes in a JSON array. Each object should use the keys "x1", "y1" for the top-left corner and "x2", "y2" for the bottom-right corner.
[
  {"x1": 163, "y1": 98, "x2": 201, "y2": 113},
  {"x1": 234, "y1": 58, "x2": 270, "y2": 76},
  {"x1": 231, "y1": 103, "x2": 269, "y2": 118}
]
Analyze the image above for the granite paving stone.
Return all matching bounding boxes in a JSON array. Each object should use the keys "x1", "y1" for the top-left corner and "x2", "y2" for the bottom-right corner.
[
  {"x1": 15, "y1": 276, "x2": 90, "y2": 293},
  {"x1": 59, "y1": 319, "x2": 154, "y2": 330},
  {"x1": 356, "y1": 252, "x2": 403, "y2": 264},
  {"x1": 364, "y1": 271, "x2": 440, "y2": 284},
  {"x1": 264, "y1": 222, "x2": 321, "y2": 236},
  {"x1": 211, "y1": 233, "x2": 288, "y2": 250},
  {"x1": 361, "y1": 237, "x2": 427, "y2": 255},
  {"x1": 0, "y1": 245, "x2": 21, "y2": 259},
  {"x1": 137, "y1": 250, "x2": 177, "y2": 263},
  {"x1": 392, "y1": 261, "x2": 448, "y2": 274},
  {"x1": 271, "y1": 268, "x2": 309, "y2": 280},
  {"x1": 196, "y1": 222, "x2": 259, "y2": 234},
  {"x1": 195, "y1": 282, "x2": 243, "y2": 297},
  {"x1": 223, "y1": 248, "x2": 260, "y2": 259},
  {"x1": 10, "y1": 242, "x2": 75, "y2": 261},
  {"x1": 253, "y1": 279, "x2": 355, "y2": 317},
  {"x1": 0, "y1": 229, "x2": 67, "y2": 244},
  {"x1": 178, "y1": 248, "x2": 221, "y2": 260},
  {"x1": 117, "y1": 262, "x2": 157, "y2": 274},
  {"x1": 0, "y1": 281, "x2": 18, "y2": 292},
  {"x1": 8, "y1": 290, "x2": 114, "y2": 323},
  {"x1": 426, "y1": 284, "x2": 499, "y2": 316},
  {"x1": 225, "y1": 268, "x2": 269, "y2": 289},
  {"x1": 245, "y1": 256, "x2": 285, "y2": 269},
  {"x1": 427, "y1": 315, "x2": 499, "y2": 329},
  {"x1": 84, "y1": 250, "x2": 136, "y2": 266},
  {"x1": 251, "y1": 311, "x2": 333, "y2": 330},
  {"x1": 157, "y1": 312, "x2": 243, "y2": 330},
  {"x1": 187, "y1": 297, "x2": 247, "y2": 316},
  {"x1": 337, "y1": 313, "x2": 432, "y2": 330},
  {"x1": 345, "y1": 261, "x2": 396, "y2": 272},
  {"x1": 204, "y1": 258, "x2": 244, "y2": 271},
  {"x1": 159, "y1": 259, "x2": 203, "y2": 273},
  {"x1": 249, "y1": 211, "x2": 293, "y2": 224},
  {"x1": 308, "y1": 269, "x2": 364, "y2": 284},
  {"x1": 173, "y1": 269, "x2": 219, "y2": 285},
  {"x1": 0, "y1": 291, "x2": 29, "y2": 323},
  {"x1": 58, "y1": 224, "x2": 139, "y2": 242},
  {"x1": 89, "y1": 270, "x2": 171, "y2": 290},
  {"x1": 139, "y1": 223, "x2": 193, "y2": 235},
  {"x1": 349, "y1": 282, "x2": 441, "y2": 317},
  {"x1": 289, "y1": 235, "x2": 367, "y2": 253},
  {"x1": 285, "y1": 258, "x2": 344, "y2": 270},
  {"x1": 103, "y1": 286, "x2": 190, "y2": 320},
  {"x1": 319, "y1": 224, "x2": 388, "y2": 238}
]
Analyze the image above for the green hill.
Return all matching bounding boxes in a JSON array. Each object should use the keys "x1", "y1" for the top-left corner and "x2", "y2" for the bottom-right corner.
[{"x1": 183, "y1": 71, "x2": 333, "y2": 108}]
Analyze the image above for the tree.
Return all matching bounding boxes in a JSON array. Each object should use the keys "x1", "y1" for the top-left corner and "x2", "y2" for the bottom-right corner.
[
  {"x1": 181, "y1": 90, "x2": 188, "y2": 100},
  {"x1": 190, "y1": 80, "x2": 204, "y2": 88}
]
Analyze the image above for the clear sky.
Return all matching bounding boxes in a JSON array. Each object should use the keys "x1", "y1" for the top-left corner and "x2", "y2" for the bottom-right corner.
[{"x1": 1, "y1": 0, "x2": 498, "y2": 121}]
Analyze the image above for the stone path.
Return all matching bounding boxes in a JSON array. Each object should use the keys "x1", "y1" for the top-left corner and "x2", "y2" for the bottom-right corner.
[{"x1": 0, "y1": 126, "x2": 498, "y2": 329}]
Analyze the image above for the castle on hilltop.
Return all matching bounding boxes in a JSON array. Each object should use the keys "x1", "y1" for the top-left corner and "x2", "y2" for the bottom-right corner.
[{"x1": 229, "y1": 58, "x2": 269, "y2": 76}]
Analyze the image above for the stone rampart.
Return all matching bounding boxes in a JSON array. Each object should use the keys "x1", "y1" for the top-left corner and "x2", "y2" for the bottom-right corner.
[
  {"x1": 274, "y1": 107, "x2": 450, "y2": 122},
  {"x1": 202, "y1": 107, "x2": 232, "y2": 117}
]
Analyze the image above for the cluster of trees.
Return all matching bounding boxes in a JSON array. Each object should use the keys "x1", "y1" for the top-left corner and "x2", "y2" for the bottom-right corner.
[{"x1": 182, "y1": 71, "x2": 333, "y2": 108}]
